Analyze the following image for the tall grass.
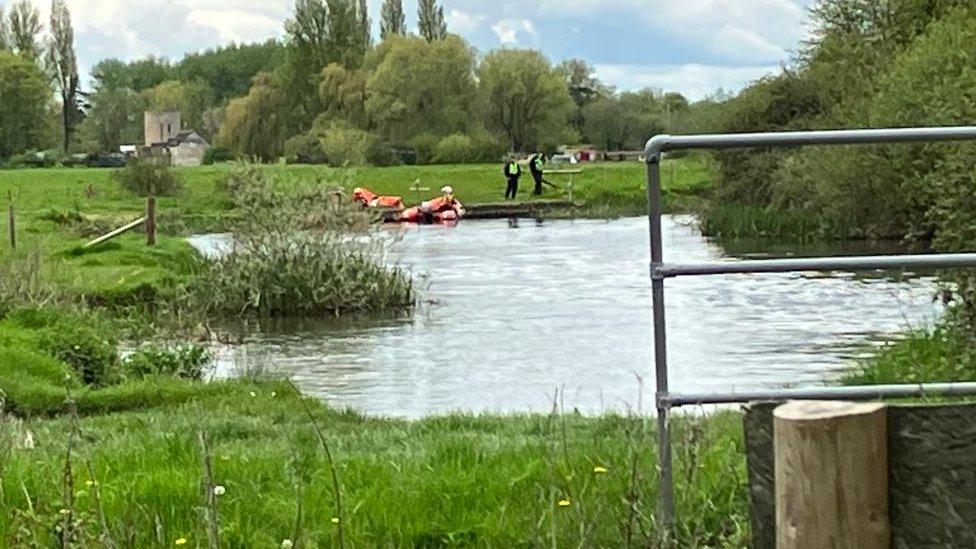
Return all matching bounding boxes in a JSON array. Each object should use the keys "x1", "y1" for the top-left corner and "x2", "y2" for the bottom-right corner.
[
  {"x1": 698, "y1": 203, "x2": 867, "y2": 242},
  {"x1": 190, "y1": 165, "x2": 414, "y2": 317}
]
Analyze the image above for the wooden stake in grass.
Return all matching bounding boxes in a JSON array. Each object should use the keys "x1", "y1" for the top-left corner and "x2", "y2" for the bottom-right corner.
[
  {"x1": 198, "y1": 431, "x2": 221, "y2": 549},
  {"x1": 7, "y1": 203, "x2": 14, "y2": 251},
  {"x1": 146, "y1": 196, "x2": 157, "y2": 246},
  {"x1": 774, "y1": 401, "x2": 889, "y2": 549}
]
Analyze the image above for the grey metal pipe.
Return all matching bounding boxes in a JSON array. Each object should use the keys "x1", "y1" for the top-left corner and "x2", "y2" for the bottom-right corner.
[
  {"x1": 645, "y1": 155, "x2": 675, "y2": 537},
  {"x1": 654, "y1": 252, "x2": 976, "y2": 278},
  {"x1": 661, "y1": 382, "x2": 976, "y2": 407},
  {"x1": 644, "y1": 126, "x2": 976, "y2": 159}
]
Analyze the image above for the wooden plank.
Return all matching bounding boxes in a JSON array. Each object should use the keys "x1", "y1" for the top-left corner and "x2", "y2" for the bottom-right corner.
[
  {"x1": 83, "y1": 217, "x2": 148, "y2": 248},
  {"x1": 774, "y1": 401, "x2": 889, "y2": 549}
]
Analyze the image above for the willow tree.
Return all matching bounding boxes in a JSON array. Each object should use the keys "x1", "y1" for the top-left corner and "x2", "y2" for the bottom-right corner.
[
  {"x1": 479, "y1": 49, "x2": 575, "y2": 152},
  {"x1": 380, "y1": 0, "x2": 405, "y2": 39},
  {"x1": 49, "y1": 0, "x2": 80, "y2": 152},
  {"x1": 417, "y1": 0, "x2": 446, "y2": 42}
]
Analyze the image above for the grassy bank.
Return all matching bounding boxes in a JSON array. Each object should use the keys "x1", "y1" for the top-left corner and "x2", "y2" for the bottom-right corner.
[
  {"x1": 0, "y1": 158, "x2": 713, "y2": 304},
  {"x1": 0, "y1": 307, "x2": 748, "y2": 546},
  {"x1": 0, "y1": 157, "x2": 713, "y2": 234}
]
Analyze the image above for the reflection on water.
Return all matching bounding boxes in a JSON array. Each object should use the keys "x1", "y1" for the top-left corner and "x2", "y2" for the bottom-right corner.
[{"x1": 190, "y1": 216, "x2": 941, "y2": 418}]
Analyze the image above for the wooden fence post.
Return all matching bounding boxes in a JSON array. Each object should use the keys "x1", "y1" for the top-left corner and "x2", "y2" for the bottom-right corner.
[
  {"x1": 146, "y1": 196, "x2": 156, "y2": 246},
  {"x1": 7, "y1": 204, "x2": 15, "y2": 251},
  {"x1": 774, "y1": 401, "x2": 889, "y2": 549}
]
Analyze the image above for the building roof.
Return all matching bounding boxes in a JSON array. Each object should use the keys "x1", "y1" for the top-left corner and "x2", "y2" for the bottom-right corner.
[{"x1": 151, "y1": 131, "x2": 210, "y2": 148}]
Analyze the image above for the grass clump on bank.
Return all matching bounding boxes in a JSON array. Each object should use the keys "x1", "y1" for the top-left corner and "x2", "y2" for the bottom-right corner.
[{"x1": 191, "y1": 165, "x2": 414, "y2": 318}]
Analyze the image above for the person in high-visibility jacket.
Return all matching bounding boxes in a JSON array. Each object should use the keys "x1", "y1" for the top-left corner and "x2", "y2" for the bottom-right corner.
[
  {"x1": 529, "y1": 153, "x2": 550, "y2": 196},
  {"x1": 504, "y1": 158, "x2": 522, "y2": 200}
]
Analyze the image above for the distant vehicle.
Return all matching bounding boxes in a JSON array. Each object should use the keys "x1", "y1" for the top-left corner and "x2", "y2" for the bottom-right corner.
[{"x1": 550, "y1": 154, "x2": 579, "y2": 165}]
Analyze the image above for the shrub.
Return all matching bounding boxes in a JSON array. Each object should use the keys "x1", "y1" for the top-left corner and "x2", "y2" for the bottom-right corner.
[
  {"x1": 284, "y1": 133, "x2": 328, "y2": 165},
  {"x1": 411, "y1": 133, "x2": 440, "y2": 165},
  {"x1": 319, "y1": 122, "x2": 374, "y2": 166},
  {"x1": 114, "y1": 158, "x2": 183, "y2": 197},
  {"x1": 123, "y1": 344, "x2": 210, "y2": 381},
  {"x1": 38, "y1": 321, "x2": 119, "y2": 386},
  {"x1": 203, "y1": 146, "x2": 234, "y2": 165},
  {"x1": 193, "y1": 165, "x2": 414, "y2": 317},
  {"x1": 366, "y1": 139, "x2": 400, "y2": 167},
  {"x1": 433, "y1": 134, "x2": 477, "y2": 164}
]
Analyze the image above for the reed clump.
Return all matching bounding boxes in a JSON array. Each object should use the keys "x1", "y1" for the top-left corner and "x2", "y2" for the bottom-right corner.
[{"x1": 190, "y1": 165, "x2": 414, "y2": 318}]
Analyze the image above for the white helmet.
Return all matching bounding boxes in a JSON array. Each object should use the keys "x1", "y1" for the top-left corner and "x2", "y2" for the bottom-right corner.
[{"x1": 441, "y1": 186, "x2": 454, "y2": 195}]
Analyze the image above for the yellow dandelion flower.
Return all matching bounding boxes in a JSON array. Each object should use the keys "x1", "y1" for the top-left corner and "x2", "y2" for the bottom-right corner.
[
  {"x1": 557, "y1": 499, "x2": 571, "y2": 507},
  {"x1": 331, "y1": 517, "x2": 340, "y2": 524},
  {"x1": 593, "y1": 466, "x2": 609, "y2": 474},
  {"x1": 175, "y1": 538, "x2": 187, "y2": 545}
]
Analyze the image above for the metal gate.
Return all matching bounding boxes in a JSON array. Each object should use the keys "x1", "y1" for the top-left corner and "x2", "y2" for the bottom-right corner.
[{"x1": 643, "y1": 126, "x2": 976, "y2": 534}]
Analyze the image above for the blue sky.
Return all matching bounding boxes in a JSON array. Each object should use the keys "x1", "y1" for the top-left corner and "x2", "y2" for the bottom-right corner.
[{"x1": 34, "y1": 0, "x2": 815, "y2": 100}]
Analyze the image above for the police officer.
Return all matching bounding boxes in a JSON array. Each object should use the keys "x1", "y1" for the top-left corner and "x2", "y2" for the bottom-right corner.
[
  {"x1": 529, "y1": 152, "x2": 550, "y2": 196},
  {"x1": 504, "y1": 157, "x2": 522, "y2": 200}
]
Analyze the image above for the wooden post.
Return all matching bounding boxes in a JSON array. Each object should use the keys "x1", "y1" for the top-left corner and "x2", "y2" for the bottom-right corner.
[
  {"x1": 774, "y1": 401, "x2": 889, "y2": 549},
  {"x1": 7, "y1": 204, "x2": 15, "y2": 251},
  {"x1": 146, "y1": 196, "x2": 156, "y2": 246}
]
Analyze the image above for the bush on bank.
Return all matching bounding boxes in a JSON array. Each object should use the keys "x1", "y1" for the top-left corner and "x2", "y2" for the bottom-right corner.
[{"x1": 193, "y1": 165, "x2": 415, "y2": 317}]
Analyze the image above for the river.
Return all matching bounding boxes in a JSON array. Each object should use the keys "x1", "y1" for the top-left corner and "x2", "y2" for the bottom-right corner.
[{"x1": 188, "y1": 215, "x2": 941, "y2": 418}]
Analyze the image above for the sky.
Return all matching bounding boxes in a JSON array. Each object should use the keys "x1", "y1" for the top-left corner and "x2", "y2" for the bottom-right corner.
[{"x1": 25, "y1": 0, "x2": 816, "y2": 100}]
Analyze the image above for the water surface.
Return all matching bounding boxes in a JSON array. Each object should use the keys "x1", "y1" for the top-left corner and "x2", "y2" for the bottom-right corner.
[{"x1": 189, "y1": 216, "x2": 941, "y2": 418}]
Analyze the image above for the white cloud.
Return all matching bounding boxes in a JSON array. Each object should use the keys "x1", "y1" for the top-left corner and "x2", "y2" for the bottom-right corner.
[
  {"x1": 185, "y1": 9, "x2": 281, "y2": 43},
  {"x1": 447, "y1": 9, "x2": 487, "y2": 35},
  {"x1": 595, "y1": 63, "x2": 780, "y2": 100},
  {"x1": 490, "y1": 18, "x2": 537, "y2": 46}
]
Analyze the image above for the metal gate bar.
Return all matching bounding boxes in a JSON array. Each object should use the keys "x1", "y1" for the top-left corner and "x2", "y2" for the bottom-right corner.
[{"x1": 643, "y1": 126, "x2": 976, "y2": 537}]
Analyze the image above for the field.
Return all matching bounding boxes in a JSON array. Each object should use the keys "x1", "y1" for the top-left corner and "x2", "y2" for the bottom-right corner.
[{"x1": 0, "y1": 155, "x2": 957, "y2": 545}]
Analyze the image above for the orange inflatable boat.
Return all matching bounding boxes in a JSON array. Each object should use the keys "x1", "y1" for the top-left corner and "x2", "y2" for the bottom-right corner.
[
  {"x1": 352, "y1": 188, "x2": 406, "y2": 210},
  {"x1": 353, "y1": 186, "x2": 464, "y2": 224},
  {"x1": 399, "y1": 188, "x2": 465, "y2": 224}
]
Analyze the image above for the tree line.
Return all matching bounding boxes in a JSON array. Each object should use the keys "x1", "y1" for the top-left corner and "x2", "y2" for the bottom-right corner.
[{"x1": 0, "y1": 0, "x2": 704, "y2": 166}]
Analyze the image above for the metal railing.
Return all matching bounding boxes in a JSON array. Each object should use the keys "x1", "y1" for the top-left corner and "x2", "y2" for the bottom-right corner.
[{"x1": 643, "y1": 126, "x2": 976, "y2": 535}]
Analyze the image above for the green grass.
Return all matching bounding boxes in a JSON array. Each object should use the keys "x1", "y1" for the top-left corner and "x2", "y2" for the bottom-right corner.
[
  {"x1": 0, "y1": 310, "x2": 748, "y2": 546},
  {"x1": 843, "y1": 326, "x2": 976, "y2": 385},
  {"x1": 0, "y1": 158, "x2": 715, "y2": 303},
  {"x1": 0, "y1": 387, "x2": 748, "y2": 546},
  {"x1": 697, "y1": 203, "x2": 867, "y2": 243},
  {"x1": 0, "y1": 158, "x2": 747, "y2": 545}
]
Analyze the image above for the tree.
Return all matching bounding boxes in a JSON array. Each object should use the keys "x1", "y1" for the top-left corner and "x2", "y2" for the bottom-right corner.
[
  {"x1": 417, "y1": 0, "x2": 446, "y2": 42},
  {"x1": 380, "y1": 0, "x2": 406, "y2": 39},
  {"x1": 356, "y1": 0, "x2": 370, "y2": 51},
  {"x1": 217, "y1": 73, "x2": 291, "y2": 161},
  {"x1": 7, "y1": 0, "x2": 41, "y2": 61},
  {"x1": 0, "y1": 50, "x2": 51, "y2": 158},
  {"x1": 583, "y1": 98, "x2": 628, "y2": 151},
  {"x1": 48, "y1": 0, "x2": 81, "y2": 153},
  {"x1": 319, "y1": 63, "x2": 368, "y2": 128},
  {"x1": 79, "y1": 86, "x2": 146, "y2": 153},
  {"x1": 0, "y1": 4, "x2": 8, "y2": 50},
  {"x1": 284, "y1": 0, "x2": 366, "y2": 122},
  {"x1": 143, "y1": 79, "x2": 215, "y2": 137},
  {"x1": 479, "y1": 49, "x2": 575, "y2": 152},
  {"x1": 365, "y1": 35, "x2": 478, "y2": 143},
  {"x1": 560, "y1": 59, "x2": 605, "y2": 133},
  {"x1": 178, "y1": 40, "x2": 286, "y2": 103}
]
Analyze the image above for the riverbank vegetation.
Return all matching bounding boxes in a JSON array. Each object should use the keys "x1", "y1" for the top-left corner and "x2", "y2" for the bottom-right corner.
[{"x1": 692, "y1": 0, "x2": 976, "y2": 389}]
